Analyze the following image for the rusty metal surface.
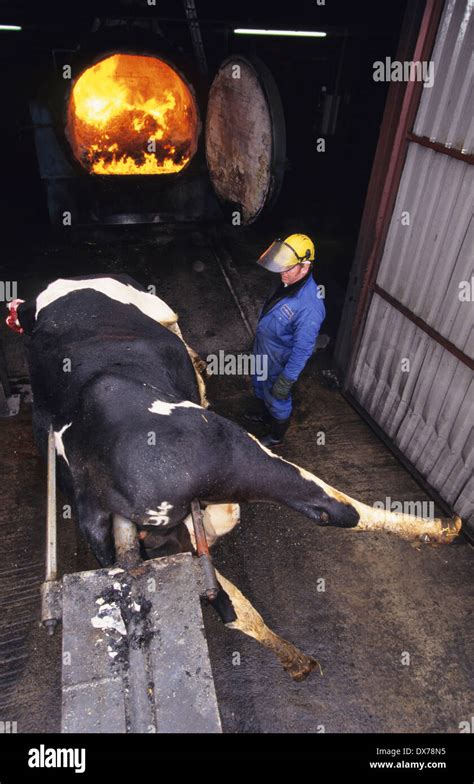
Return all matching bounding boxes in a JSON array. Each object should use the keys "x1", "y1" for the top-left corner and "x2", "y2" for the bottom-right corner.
[
  {"x1": 190, "y1": 500, "x2": 219, "y2": 601},
  {"x1": 407, "y1": 131, "x2": 474, "y2": 163},
  {"x1": 373, "y1": 283, "x2": 474, "y2": 369},
  {"x1": 205, "y1": 55, "x2": 285, "y2": 224}
]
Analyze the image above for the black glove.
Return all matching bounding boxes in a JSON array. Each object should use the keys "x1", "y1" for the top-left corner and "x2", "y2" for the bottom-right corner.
[{"x1": 271, "y1": 373, "x2": 294, "y2": 400}]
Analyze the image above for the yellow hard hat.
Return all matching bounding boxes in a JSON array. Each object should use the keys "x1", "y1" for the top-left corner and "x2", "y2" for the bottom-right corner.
[{"x1": 257, "y1": 233, "x2": 316, "y2": 272}]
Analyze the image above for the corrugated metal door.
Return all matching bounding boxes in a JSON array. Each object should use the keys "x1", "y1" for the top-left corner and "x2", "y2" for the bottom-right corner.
[{"x1": 348, "y1": 0, "x2": 474, "y2": 531}]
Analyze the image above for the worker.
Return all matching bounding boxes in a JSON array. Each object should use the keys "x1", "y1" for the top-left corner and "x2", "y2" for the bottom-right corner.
[{"x1": 245, "y1": 233, "x2": 326, "y2": 448}]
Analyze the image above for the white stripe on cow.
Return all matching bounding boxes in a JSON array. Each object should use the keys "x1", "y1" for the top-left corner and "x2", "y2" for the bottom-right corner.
[
  {"x1": 54, "y1": 422, "x2": 72, "y2": 465},
  {"x1": 35, "y1": 278, "x2": 178, "y2": 327},
  {"x1": 148, "y1": 400, "x2": 202, "y2": 416}
]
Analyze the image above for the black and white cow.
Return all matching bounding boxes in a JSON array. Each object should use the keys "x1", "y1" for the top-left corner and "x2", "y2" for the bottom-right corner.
[{"x1": 7, "y1": 275, "x2": 461, "y2": 680}]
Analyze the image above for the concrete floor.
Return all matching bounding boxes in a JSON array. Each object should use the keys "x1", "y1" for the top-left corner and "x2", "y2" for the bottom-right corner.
[{"x1": 0, "y1": 227, "x2": 472, "y2": 732}]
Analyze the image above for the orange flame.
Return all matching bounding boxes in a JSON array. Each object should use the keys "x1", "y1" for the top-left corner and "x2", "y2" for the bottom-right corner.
[{"x1": 66, "y1": 54, "x2": 199, "y2": 174}]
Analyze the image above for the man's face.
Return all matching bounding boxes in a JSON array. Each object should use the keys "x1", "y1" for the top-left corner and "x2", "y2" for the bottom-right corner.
[{"x1": 280, "y1": 263, "x2": 310, "y2": 285}]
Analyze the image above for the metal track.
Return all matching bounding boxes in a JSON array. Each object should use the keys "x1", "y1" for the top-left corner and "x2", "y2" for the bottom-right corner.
[{"x1": 210, "y1": 241, "x2": 256, "y2": 341}]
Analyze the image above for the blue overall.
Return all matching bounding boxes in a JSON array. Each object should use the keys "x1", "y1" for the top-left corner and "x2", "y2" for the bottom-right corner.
[{"x1": 251, "y1": 274, "x2": 326, "y2": 420}]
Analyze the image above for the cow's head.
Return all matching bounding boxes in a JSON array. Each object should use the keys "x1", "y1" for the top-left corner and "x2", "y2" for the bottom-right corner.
[{"x1": 293, "y1": 493, "x2": 360, "y2": 529}]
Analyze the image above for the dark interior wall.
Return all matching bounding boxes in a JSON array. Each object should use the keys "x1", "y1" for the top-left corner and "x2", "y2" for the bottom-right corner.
[
  {"x1": 0, "y1": 0, "x2": 407, "y2": 293},
  {"x1": 222, "y1": 9, "x2": 408, "y2": 254}
]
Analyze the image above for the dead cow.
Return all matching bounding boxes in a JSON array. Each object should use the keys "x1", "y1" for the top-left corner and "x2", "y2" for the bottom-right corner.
[{"x1": 7, "y1": 275, "x2": 461, "y2": 681}]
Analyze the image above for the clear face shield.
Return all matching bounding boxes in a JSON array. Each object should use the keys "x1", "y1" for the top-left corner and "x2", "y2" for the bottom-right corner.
[{"x1": 257, "y1": 239, "x2": 311, "y2": 273}]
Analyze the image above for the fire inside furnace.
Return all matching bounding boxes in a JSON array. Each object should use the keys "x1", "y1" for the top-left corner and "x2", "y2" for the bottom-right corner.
[{"x1": 66, "y1": 53, "x2": 199, "y2": 175}]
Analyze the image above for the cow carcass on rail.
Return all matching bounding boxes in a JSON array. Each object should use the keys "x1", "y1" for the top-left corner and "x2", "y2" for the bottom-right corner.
[{"x1": 6, "y1": 275, "x2": 462, "y2": 681}]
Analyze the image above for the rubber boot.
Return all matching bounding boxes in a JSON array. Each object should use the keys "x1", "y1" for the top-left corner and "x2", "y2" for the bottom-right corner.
[
  {"x1": 243, "y1": 397, "x2": 271, "y2": 424},
  {"x1": 260, "y1": 416, "x2": 291, "y2": 448}
]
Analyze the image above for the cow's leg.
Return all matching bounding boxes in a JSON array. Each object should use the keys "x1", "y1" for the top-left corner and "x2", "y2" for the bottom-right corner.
[
  {"x1": 214, "y1": 570, "x2": 321, "y2": 682},
  {"x1": 201, "y1": 425, "x2": 461, "y2": 544},
  {"x1": 183, "y1": 503, "x2": 240, "y2": 547},
  {"x1": 75, "y1": 498, "x2": 114, "y2": 566},
  {"x1": 181, "y1": 509, "x2": 318, "y2": 680}
]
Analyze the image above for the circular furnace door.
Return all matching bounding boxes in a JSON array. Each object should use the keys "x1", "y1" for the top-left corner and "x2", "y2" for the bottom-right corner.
[{"x1": 205, "y1": 55, "x2": 286, "y2": 224}]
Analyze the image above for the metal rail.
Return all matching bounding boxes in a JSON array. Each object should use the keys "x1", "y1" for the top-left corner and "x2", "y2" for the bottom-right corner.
[
  {"x1": 191, "y1": 500, "x2": 219, "y2": 601},
  {"x1": 41, "y1": 426, "x2": 61, "y2": 635},
  {"x1": 373, "y1": 284, "x2": 474, "y2": 370},
  {"x1": 211, "y1": 242, "x2": 256, "y2": 340}
]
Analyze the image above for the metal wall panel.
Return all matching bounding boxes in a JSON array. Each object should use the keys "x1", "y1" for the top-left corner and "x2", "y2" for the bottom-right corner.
[
  {"x1": 350, "y1": 295, "x2": 474, "y2": 526},
  {"x1": 376, "y1": 144, "x2": 474, "y2": 357},
  {"x1": 349, "y1": 0, "x2": 474, "y2": 531},
  {"x1": 413, "y1": 0, "x2": 474, "y2": 153}
]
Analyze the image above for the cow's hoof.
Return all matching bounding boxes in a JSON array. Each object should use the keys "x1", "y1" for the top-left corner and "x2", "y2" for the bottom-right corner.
[
  {"x1": 440, "y1": 515, "x2": 462, "y2": 543},
  {"x1": 283, "y1": 653, "x2": 322, "y2": 682}
]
